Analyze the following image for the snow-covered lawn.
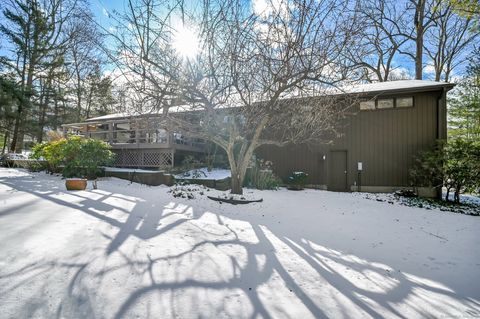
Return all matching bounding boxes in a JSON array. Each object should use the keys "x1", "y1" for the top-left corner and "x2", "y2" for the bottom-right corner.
[{"x1": 0, "y1": 168, "x2": 479, "y2": 319}]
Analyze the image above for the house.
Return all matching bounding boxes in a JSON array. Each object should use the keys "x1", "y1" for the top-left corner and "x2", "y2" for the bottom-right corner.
[
  {"x1": 257, "y1": 80, "x2": 454, "y2": 194},
  {"x1": 62, "y1": 80, "x2": 454, "y2": 194}
]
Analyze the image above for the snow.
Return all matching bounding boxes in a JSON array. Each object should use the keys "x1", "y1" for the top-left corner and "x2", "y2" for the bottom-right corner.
[
  {"x1": 174, "y1": 167, "x2": 231, "y2": 180},
  {"x1": 84, "y1": 104, "x2": 197, "y2": 122},
  {"x1": 342, "y1": 79, "x2": 454, "y2": 94},
  {"x1": 0, "y1": 167, "x2": 479, "y2": 319}
]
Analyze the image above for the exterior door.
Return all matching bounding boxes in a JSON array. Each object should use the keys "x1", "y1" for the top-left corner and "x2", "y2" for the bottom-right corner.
[{"x1": 328, "y1": 150, "x2": 348, "y2": 191}]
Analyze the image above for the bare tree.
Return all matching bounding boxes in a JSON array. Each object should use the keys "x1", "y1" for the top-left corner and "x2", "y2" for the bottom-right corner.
[
  {"x1": 108, "y1": 0, "x2": 362, "y2": 194},
  {"x1": 101, "y1": 0, "x2": 185, "y2": 116},
  {"x1": 65, "y1": 6, "x2": 104, "y2": 122},
  {"x1": 351, "y1": 0, "x2": 411, "y2": 82},
  {"x1": 425, "y1": 2, "x2": 478, "y2": 82},
  {"x1": 396, "y1": 0, "x2": 443, "y2": 80}
]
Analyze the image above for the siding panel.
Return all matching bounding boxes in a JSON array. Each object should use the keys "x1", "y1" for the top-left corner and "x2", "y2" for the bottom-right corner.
[{"x1": 257, "y1": 90, "x2": 442, "y2": 189}]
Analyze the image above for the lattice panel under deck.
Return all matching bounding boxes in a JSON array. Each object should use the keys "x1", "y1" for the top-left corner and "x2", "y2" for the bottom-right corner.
[
  {"x1": 143, "y1": 152, "x2": 173, "y2": 167},
  {"x1": 114, "y1": 150, "x2": 173, "y2": 168}
]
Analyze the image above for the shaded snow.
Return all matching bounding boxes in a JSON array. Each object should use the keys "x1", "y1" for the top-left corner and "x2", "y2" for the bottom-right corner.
[
  {"x1": 362, "y1": 192, "x2": 480, "y2": 216},
  {"x1": 0, "y1": 167, "x2": 479, "y2": 319}
]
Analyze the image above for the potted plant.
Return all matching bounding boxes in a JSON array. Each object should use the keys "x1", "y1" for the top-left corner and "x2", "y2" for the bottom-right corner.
[
  {"x1": 63, "y1": 137, "x2": 115, "y2": 190},
  {"x1": 287, "y1": 171, "x2": 308, "y2": 190},
  {"x1": 33, "y1": 136, "x2": 115, "y2": 190}
]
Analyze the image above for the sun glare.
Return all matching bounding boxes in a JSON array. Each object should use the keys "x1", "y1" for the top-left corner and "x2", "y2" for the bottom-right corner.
[{"x1": 172, "y1": 25, "x2": 199, "y2": 60}]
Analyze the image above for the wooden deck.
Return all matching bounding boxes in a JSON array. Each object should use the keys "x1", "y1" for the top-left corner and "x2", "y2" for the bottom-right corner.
[{"x1": 62, "y1": 118, "x2": 206, "y2": 168}]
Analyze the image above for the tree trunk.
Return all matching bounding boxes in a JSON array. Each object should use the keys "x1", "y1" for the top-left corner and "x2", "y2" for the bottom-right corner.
[
  {"x1": 53, "y1": 98, "x2": 58, "y2": 130},
  {"x1": 414, "y1": 0, "x2": 426, "y2": 80},
  {"x1": 231, "y1": 173, "x2": 243, "y2": 195},
  {"x1": 12, "y1": 48, "x2": 36, "y2": 152},
  {"x1": 9, "y1": 111, "x2": 22, "y2": 152},
  {"x1": 2, "y1": 131, "x2": 9, "y2": 155},
  {"x1": 226, "y1": 147, "x2": 243, "y2": 195},
  {"x1": 445, "y1": 186, "x2": 451, "y2": 202},
  {"x1": 37, "y1": 87, "x2": 51, "y2": 143},
  {"x1": 454, "y1": 186, "x2": 460, "y2": 203}
]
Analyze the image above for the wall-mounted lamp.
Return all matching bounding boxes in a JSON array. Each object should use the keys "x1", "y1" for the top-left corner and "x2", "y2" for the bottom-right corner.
[{"x1": 322, "y1": 155, "x2": 326, "y2": 160}]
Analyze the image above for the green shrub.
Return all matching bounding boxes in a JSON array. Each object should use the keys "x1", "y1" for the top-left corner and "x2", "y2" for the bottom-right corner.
[
  {"x1": 32, "y1": 136, "x2": 115, "y2": 179},
  {"x1": 410, "y1": 139, "x2": 480, "y2": 202},
  {"x1": 32, "y1": 139, "x2": 68, "y2": 173},
  {"x1": 288, "y1": 172, "x2": 308, "y2": 190}
]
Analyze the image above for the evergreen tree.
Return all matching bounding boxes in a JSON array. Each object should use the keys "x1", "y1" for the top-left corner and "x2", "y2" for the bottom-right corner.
[
  {"x1": 0, "y1": 0, "x2": 64, "y2": 151},
  {"x1": 0, "y1": 75, "x2": 22, "y2": 153},
  {"x1": 449, "y1": 47, "x2": 480, "y2": 139}
]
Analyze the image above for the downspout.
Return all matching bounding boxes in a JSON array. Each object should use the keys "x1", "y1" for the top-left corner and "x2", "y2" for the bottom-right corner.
[
  {"x1": 435, "y1": 87, "x2": 448, "y2": 199},
  {"x1": 436, "y1": 87, "x2": 448, "y2": 140}
]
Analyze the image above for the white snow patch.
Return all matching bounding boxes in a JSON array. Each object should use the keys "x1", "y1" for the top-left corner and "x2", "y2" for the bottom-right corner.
[
  {"x1": 174, "y1": 167, "x2": 231, "y2": 180},
  {"x1": 342, "y1": 79, "x2": 453, "y2": 94}
]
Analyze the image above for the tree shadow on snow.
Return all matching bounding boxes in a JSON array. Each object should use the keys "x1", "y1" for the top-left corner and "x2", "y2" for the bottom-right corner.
[{"x1": 1, "y1": 172, "x2": 479, "y2": 319}]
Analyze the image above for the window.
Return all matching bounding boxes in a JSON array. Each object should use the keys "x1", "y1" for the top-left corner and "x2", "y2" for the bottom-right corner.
[
  {"x1": 377, "y1": 98, "x2": 394, "y2": 109},
  {"x1": 396, "y1": 97, "x2": 413, "y2": 108},
  {"x1": 360, "y1": 100, "x2": 375, "y2": 110}
]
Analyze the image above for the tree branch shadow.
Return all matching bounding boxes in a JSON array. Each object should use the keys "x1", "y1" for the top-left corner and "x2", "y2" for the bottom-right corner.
[{"x1": 1, "y1": 172, "x2": 479, "y2": 318}]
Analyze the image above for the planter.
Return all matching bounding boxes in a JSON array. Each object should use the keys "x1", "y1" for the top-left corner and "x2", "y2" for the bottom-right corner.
[{"x1": 65, "y1": 178, "x2": 87, "y2": 191}]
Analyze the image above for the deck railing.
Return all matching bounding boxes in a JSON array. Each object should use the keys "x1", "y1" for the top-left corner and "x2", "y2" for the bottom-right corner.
[{"x1": 73, "y1": 128, "x2": 205, "y2": 149}]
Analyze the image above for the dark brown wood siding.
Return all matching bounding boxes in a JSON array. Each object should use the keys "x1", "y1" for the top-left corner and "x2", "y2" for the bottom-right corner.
[{"x1": 257, "y1": 90, "x2": 442, "y2": 189}]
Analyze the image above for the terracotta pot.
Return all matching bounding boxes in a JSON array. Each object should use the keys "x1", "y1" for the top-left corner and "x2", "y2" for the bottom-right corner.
[{"x1": 65, "y1": 178, "x2": 87, "y2": 191}]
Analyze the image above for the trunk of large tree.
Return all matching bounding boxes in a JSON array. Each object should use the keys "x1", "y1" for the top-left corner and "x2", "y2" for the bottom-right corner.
[
  {"x1": 9, "y1": 112, "x2": 22, "y2": 152},
  {"x1": 2, "y1": 131, "x2": 9, "y2": 155},
  {"x1": 225, "y1": 119, "x2": 268, "y2": 195},
  {"x1": 415, "y1": 33, "x2": 424, "y2": 80},
  {"x1": 37, "y1": 89, "x2": 50, "y2": 143},
  {"x1": 414, "y1": 0, "x2": 425, "y2": 80},
  {"x1": 231, "y1": 172, "x2": 243, "y2": 195},
  {"x1": 226, "y1": 145, "x2": 249, "y2": 195},
  {"x1": 454, "y1": 185, "x2": 461, "y2": 203},
  {"x1": 227, "y1": 148, "x2": 244, "y2": 195},
  {"x1": 16, "y1": 128, "x2": 25, "y2": 152},
  {"x1": 11, "y1": 48, "x2": 36, "y2": 152},
  {"x1": 227, "y1": 146, "x2": 257, "y2": 195}
]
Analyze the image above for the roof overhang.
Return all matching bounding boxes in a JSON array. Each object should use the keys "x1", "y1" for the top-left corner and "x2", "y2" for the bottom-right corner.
[{"x1": 68, "y1": 80, "x2": 455, "y2": 125}]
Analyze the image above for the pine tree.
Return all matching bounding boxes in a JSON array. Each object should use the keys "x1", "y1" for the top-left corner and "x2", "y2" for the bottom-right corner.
[
  {"x1": 0, "y1": 0, "x2": 57, "y2": 151},
  {"x1": 0, "y1": 75, "x2": 21, "y2": 153},
  {"x1": 449, "y1": 48, "x2": 480, "y2": 140}
]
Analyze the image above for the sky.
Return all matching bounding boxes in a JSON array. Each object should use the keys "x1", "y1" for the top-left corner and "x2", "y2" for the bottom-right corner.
[
  {"x1": 88, "y1": 0, "x2": 462, "y2": 82},
  {"x1": 0, "y1": 0, "x2": 472, "y2": 83}
]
